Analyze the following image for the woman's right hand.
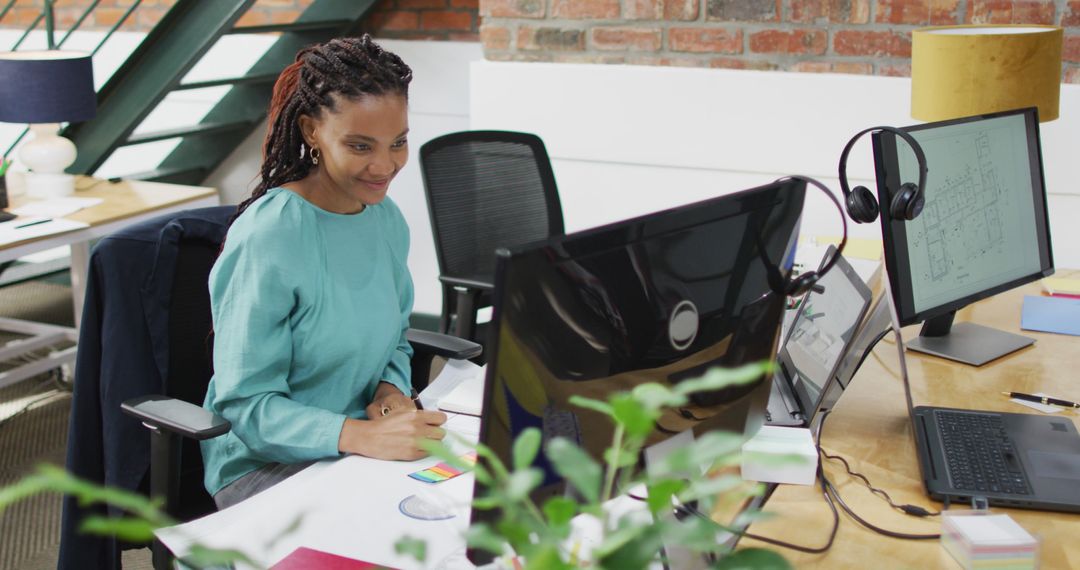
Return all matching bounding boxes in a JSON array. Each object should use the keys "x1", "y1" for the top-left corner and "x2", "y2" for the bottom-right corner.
[{"x1": 338, "y1": 410, "x2": 448, "y2": 461}]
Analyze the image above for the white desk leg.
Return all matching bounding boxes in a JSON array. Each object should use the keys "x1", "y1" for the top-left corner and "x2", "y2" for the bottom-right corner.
[{"x1": 69, "y1": 241, "x2": 90, "y2": 334}]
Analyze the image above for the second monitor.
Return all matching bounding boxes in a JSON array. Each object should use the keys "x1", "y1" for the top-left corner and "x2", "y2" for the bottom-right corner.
[{"x1": 873, "y1": 107, "x2": 1054, "y2": 366}]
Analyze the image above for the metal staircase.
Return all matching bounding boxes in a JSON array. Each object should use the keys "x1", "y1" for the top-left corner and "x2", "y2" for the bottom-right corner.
[{"x1": 2, "y1": 0, "x2": 378, "y2": 186}]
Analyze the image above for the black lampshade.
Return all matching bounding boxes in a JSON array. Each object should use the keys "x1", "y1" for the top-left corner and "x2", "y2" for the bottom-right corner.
[{"x1": 0, "y1": 50, "x2": 96, "y2": 124}]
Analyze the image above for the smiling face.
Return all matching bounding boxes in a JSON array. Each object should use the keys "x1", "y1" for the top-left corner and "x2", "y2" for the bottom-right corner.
[{"x1": 297, "y1": 92, "x2": 409, "y2": 214}]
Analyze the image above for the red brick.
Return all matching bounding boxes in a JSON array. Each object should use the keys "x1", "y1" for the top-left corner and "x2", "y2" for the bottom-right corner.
[
  {"x1": 666, "y1": 0, "x2": 699, "y2": 20},
  {"x1": 749, "y1": 29, "x2": 827, "y2": 54},
  {"x1": 421, "y1": 10, "x2": 472, "y2": 30},
  {"x1": 517, "y1": 26, "x2": 585, "y2": 51},
  {"x1": 623, "y1": 0, "x2": 663, "y2": 19},
  {"x1": 706, "y1": 0, "x2": 778, "y2": 21},
  {"x1": 789, "y1": 61, "x2": 832, "y2": 72},
  {"x1": 268, "y1": 9, "x2": 303, "y2": 24},
  {"x1": 253, "y1": 0, "x2": 301, "y2": 7},
  {"x1": 669, "y1": 27, "x2": 743, "y2": 53},
  {"x1": 876, "y1": 0, "x2": 961, "y2": 25},
  {"x1": 551, "y1": 0, "x2": 619, "y2": 19},
  {"x1": 591, "y1": 26, "x2": 663, "y2": 51},
  {"x1": 480, "y1": 0, "x2": 544, "y2": 18},
  {"x1": 967, "y1": 0, "x2": 1056, "y2": 24},
  {"x1": 833, "y1": 61, "x2": 873, "y2": 74},
  {"x1": 1065, "y1": 35, "x2": 1080, "y2": 63},
  {"x1": 398, "y1": 0, "x2": 448, "y2": 8},
  {"x1": 709, "y1": 57, "x2": 779, "y2": 70},
  {"x1": 1065, "y1": 1, "x2": 1080, "y2": 26},
  {"x1": 368, "y1": 11, "x2": 420, "y2": 31},
  {"x1": 93, "y1": 7, "x2": 129, "y2": 27},
  {"x1": 480, "y1": 23, "x2": 512, "y2": 49},
  {"x1": 136, "y1": 6, "x2": 171, "y2": 29},
  {"x1": 235, "y1": 10, "x2": 271, "y2": 26},
  {"x1": 1065, "y1": 66, "x2": 1080, "y2": 83},
  {"x1": 449, "y1": 31, "x2": 480, "y2": 40},
  {"x1": 880, "y1": 63, "x2": 913, "y2": 76},
  {"x1": 833, "y1": 30, "x2": 911, "y2": 57},
  {"x1": 628, "y1": 55, "x2": 709, "y2": 66},
  {"x1": 451, "y1": 0, "x2": 480, "y2": 7},
  {"x1": 619, "y1": 0, "x2": 697, "y2": 20},
  {"x1": 552, "y1": 53, "x2": 628, "y2": 64}
]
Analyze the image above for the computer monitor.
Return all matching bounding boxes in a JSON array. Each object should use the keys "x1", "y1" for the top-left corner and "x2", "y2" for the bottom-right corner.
[
  {"x1": 873, "y1": 107, "x2": 1054, "y2": 366},
  {"x1": 468, "y1": 178, "x2": 806, "y2": 563}
]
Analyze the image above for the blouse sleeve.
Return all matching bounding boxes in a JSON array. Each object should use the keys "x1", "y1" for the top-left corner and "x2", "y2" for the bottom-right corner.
[{"x1": 207, "y1": 219, "x2": 346, "y2": 462}]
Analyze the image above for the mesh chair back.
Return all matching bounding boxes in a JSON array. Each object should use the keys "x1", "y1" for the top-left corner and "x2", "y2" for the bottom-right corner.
[
  {"x1": 420, "y1": 131, "x2": 563, "y2": 282},
  {"x1": 166, "y1": 238, "x2": 219, "y2": 520}
]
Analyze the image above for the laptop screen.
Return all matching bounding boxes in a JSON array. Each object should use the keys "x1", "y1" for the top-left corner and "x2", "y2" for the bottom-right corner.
[{"x1": 779, "y1": 247, "x2": 873, "y2": 418}]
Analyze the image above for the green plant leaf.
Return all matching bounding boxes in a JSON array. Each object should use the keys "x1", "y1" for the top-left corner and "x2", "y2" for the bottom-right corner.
[
  {"x1": 595, "y1": 523, "x2": 664, "y2": 570},
  {"x1": 714, "y1": 547, "x2": 791, "y2": 570},
  {"x1": 542, "y1": 496, "x2": 577, "y2": 527},
  {"x1": 496, "y1": 519, "x2": 533, "y2": 551},
  {"x1": 672, "y1": 361, "x2": 772, "y2": 398},
  {"x1": 513, "y1": 427, "x2": 542, "y2": 470},
  {"x1": 464, "y1": 523, "x2": 506, "y2": 555},
  {"x1": 602, "y1": 446, "x2": 639, "y2": 469},
  {"x1": 546, "y1": 438, "x2": 602, "y2": 503},
  {"x1": 645, "y1": 479, "x2": 686, "y2": 515},
  {"x1": 630, "y1": 383, "x2": 687, "y2": 411},
  {"x1": 732, "y1": 509, "x2": 776, "y2": 527},
  {"x1": 394, "y1": 535, "x2": 428, "y2": 562},
  {"x1": 611, "y1": 394, "x2": 656, "y2": 439},
  {"x1": 472, "y1": 495, "x2": 503, "y2": 510},
  {"x1": 505, "y1": 468, "x2": 544, "y2": 502},
  {"x1": 568, "y1": 395, "x2": 614, "y2": 417},
  {"x1": 678, "y1": 475, "x2": 745, "y2": 503},
  {"x1": 182, "y1": 545, "x2": 259, "y2": 569},
  {"x1": 525, "y1": 545, "x2": 573, "y2": 570},
  {"x1": 474, "y1": 441, "x2": 511, "y2": 481},
  {"x1": 78, "y1": 516, "x2": 157, "y2": 542}
]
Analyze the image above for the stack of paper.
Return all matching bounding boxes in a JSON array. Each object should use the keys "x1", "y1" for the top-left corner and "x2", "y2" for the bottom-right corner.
[
  {"x1": 1042, "y1": 277, "x2": 1080, "y2": 299},
  {"x1": 941, "y1": 511, "x2": 1037, "y2": 569}
]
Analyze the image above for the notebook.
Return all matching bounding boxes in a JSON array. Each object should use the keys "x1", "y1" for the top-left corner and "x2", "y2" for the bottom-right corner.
[{"x1": 766, "y1": 246, "x2": 873, "y2": 430}]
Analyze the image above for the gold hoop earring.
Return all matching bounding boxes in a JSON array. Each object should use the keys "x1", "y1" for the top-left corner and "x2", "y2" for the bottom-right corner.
[{"x1": 311, "y1": 147, "x2": 321, "y2": 166}]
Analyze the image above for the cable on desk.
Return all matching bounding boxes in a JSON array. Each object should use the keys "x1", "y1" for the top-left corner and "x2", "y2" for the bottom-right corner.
[{"x1": 820, "y1": 449, "x2": 940, "y2": 517}]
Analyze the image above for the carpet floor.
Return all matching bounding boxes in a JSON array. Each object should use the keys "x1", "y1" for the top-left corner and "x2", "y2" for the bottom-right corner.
[{"x1": 0, "y1": 275, "x2": 152, "y2": 569}]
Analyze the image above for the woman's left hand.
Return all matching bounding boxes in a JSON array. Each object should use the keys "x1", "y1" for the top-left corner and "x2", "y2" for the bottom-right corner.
[{"x1": 366, "y1": 381, "x2": 417, "y2": 418}]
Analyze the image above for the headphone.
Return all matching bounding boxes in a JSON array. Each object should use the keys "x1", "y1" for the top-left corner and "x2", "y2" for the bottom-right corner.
[
  {"x1": 838, "y1": 126, "x2": 928, "y2": 223},
  {"x1": 773, "y1": 175, "x2": 848, "y2": 298}
]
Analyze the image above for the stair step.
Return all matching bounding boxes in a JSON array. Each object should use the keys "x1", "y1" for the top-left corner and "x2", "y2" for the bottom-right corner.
[
  {"x1": 124, "y1": 121, "x2": 254, "y2": 146},
  {"x1": 174, "y1": 72, "x2": 280, "y2": 91},
  {"x1": 229, "y1": 19, "x2": 352, "y2": 35},
  {"x1": 124, "y1": 166, "x2": 210, "y2": 184}
]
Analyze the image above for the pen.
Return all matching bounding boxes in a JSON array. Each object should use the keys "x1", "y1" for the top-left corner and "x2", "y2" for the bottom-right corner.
[
  {"x1": 14, "y1": 218, "x2": 51, "y2": 229},
  {"x1": 1002, "y1": 391, "x2": 1080, "y2": 409},
  {"x1": 411, "y1": 388, "x2": 425, "y2": 410}
]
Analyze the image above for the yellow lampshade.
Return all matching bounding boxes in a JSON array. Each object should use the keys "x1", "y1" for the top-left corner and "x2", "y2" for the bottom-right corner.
[{"x1": 911, "y1": 25, "x2": 1063, "y2": 122}]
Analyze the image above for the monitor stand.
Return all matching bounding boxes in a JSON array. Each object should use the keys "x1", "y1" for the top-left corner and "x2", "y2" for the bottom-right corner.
[{"x1": 905, "y1": 311, "x2": 1034, "y2": 367}]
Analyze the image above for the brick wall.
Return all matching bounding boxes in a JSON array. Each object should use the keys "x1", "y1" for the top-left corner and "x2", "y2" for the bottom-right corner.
[
  {"x1": 1, "y1": 0, "x2": 480, "y2": 41},
  {"x1": 481, "y1": 0, "x2": 1080, "y2": 83}
]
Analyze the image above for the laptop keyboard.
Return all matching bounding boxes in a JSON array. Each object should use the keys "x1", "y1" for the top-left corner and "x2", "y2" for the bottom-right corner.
[{"x1": 936, "y1": 410, "x2": 1031, "y2": 495}]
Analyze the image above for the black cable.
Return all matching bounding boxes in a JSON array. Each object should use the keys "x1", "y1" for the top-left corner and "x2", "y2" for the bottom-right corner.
[
  {"x1": 848, "y1": 328, "x2": 889, "y2": 381},
  {"x1": 820, "y1": 449, "x2": 939, "y2": 517}
]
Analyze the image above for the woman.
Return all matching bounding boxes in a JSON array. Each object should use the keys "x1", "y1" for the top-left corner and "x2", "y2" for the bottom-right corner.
[{"x1": 202, "y1": 36, "x2": 447, "y2": 510}]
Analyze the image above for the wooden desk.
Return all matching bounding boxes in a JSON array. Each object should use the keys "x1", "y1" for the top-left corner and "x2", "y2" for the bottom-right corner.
[
  {"x1": 742, "y1": 277, "x2": 1080, "y2": 569},
  {"x1": 0, "y1": 178, "x2": 218, "y2": 389}
]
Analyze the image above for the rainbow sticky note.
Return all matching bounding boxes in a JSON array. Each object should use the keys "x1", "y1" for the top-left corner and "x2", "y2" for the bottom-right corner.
[{"x1": 408, "y1": 452, "x2": 477, "y2": 484}]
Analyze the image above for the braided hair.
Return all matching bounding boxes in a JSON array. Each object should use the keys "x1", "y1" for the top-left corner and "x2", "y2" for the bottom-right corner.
[{"x1": 232, "y1": 35, "x2": 413, "y2": 223}]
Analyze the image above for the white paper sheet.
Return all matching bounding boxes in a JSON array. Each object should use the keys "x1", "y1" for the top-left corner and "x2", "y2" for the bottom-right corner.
[
  {"x1": 419, "y1": 358, "x2": 485, "y2": 413},
  {"x1": 0, "y1": 217, "x2": 89, "y2": 246},
  {"x1": 10, "y1": 197, "x2": 104, "y2": 217},
  {"x1": 155, "y1": 414, "x2": 480, "y2": 569},
  {"x1": 1010, "y1": 392, "x2": 1065, "y2": 414}
]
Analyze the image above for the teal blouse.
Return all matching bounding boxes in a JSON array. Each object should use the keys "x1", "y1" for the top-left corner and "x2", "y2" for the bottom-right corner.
[{"x1": 201, "y1": 187, "x2": 414, "y2": 496}]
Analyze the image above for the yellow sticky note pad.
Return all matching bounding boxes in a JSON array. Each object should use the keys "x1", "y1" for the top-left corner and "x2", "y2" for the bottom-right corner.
[
  {"x1": 810, "y1": 236, "x2": 882, "y2": 261},
  {"x1": 1042, "y1": 277, "x2": 1080, "y2": 296}
]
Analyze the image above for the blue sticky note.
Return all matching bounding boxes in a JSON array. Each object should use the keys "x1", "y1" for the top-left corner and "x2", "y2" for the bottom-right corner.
[{"x1": 1021, "y1": 295, "x2": 1080, "y2": 336}]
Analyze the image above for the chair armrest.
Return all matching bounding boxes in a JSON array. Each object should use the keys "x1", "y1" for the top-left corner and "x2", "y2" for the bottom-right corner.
[
  {"x1": 121, "y1": 395, "x2": 230, "y2": 440},
  {"x1": 438, "y1": 275, "x2": 494, "y2": 291},
  {"x1": 407, "y1": 329, "x2": 483, "y2": 361}
]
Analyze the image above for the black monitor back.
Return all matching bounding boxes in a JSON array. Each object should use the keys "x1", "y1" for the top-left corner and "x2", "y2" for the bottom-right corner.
[{"x1": 471, "y1": 178, "x2": 806, "y2": 548}]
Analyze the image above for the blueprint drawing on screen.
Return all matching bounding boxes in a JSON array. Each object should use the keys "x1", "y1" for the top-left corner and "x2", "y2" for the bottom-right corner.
[{"x1": 898, "y1": 114, "x2": 1042, "y2": 314}]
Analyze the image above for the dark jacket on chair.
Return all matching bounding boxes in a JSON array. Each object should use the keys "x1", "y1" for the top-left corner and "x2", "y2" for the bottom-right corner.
[{"x1": 58, "y1": 206, "x2": 233, "y2": 570}]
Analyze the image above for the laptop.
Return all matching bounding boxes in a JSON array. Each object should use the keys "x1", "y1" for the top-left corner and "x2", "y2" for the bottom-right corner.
[
  {"x1": 912, "y1": 402, "x2": 1080, "y2": 512},
  {"x1": 767, "y1": 246, "x2": 873, "y2": 430}
]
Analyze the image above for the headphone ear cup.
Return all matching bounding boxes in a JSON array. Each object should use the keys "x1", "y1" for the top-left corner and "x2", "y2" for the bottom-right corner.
[
  {"x1": 845, "y1": 185, "x2": 879, "y2": 224},
  {"x1": 787, "y1": 272, "x2": 817, "y2": 297},
  {"x1": 890, "y1": 182, "x2": 924, "y2": 221}
]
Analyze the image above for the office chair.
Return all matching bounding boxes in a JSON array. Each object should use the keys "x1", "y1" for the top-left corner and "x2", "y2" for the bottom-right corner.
[
  {"x1": 420, "y1": 130, "x2": 564, "y2": 343},
  {"x1": 60, "y1": 207, "x2": 480, "y2": 570}
]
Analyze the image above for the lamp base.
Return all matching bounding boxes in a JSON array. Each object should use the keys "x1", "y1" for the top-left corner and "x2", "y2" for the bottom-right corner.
[{"x1": 25, "y1": 172, "x2": 75, "y2": 199}]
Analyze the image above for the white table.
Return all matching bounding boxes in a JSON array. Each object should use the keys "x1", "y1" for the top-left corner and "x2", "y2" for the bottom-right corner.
[{"x1": 0, "y1": 178, "x2": 219, "y2": 390}]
